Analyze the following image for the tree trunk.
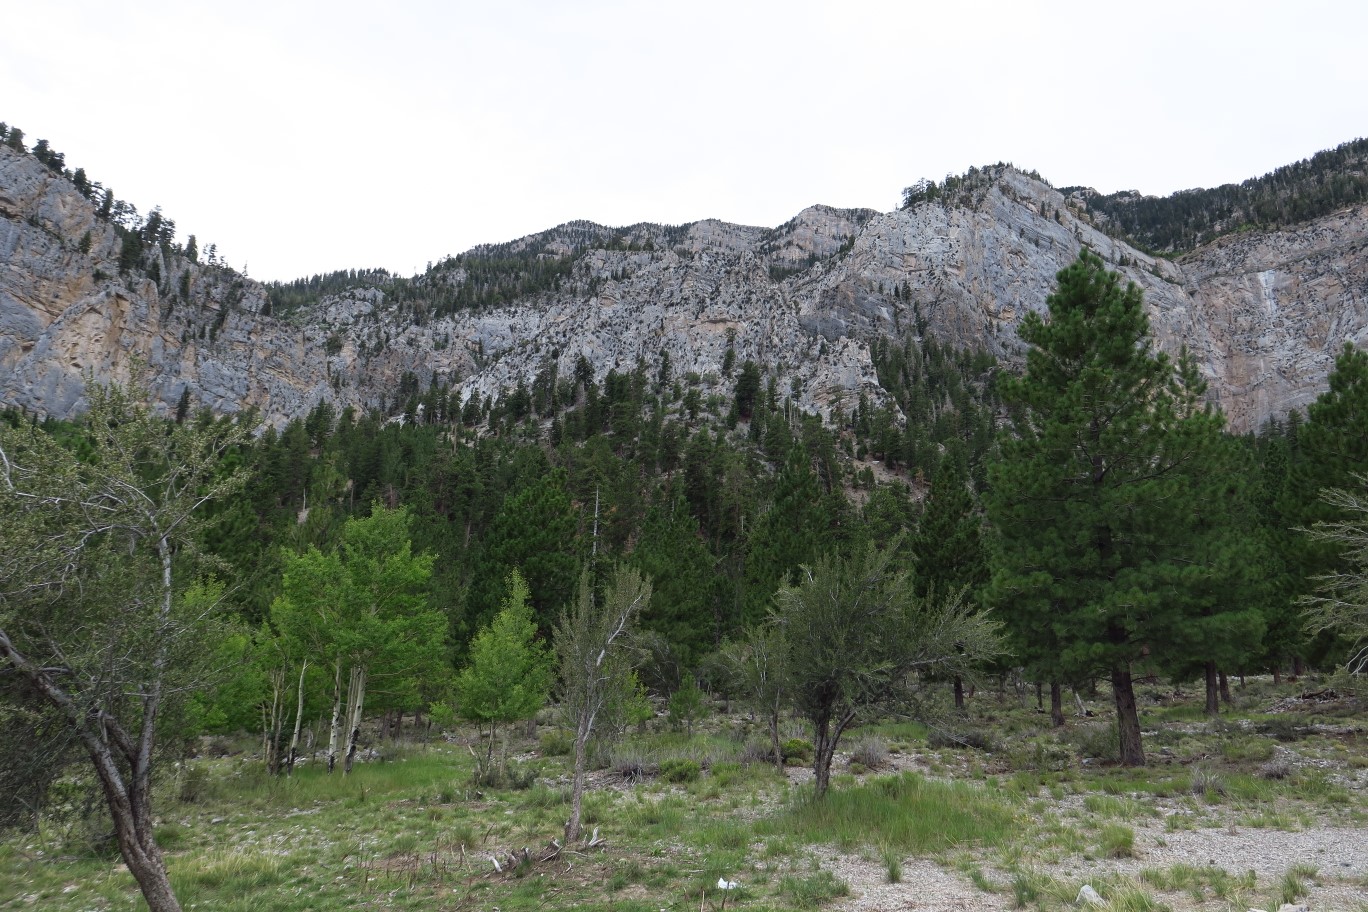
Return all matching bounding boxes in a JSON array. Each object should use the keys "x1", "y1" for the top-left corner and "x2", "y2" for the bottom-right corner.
[
  {"x1": 1272, "y1": 662, "x2": 1281, "y2": 685},
  {"x1": 93, "y1": 747, "x2": 181, "y2": 912},
  {"x1": 1204, "y1": 661, "x2": 1220, "y2": 716},
  {"x1": 768, "y1": 708, "x2": 783, "y2": 769},
  {"x1": 1218, "y1": 670, "x2": 1232, "y2": 706},
  {"x1": 1050, "y1": 681, "x2": 1065, "y2": 727},
  {"x1": 343, "y1": 665, "x2": 367, "y2": 774},
  {"x1": 811, "y1": 709, "x2": 855, "y2": 799},
  {"x1": 287, "y1": 661, "x2": 307, "y2": 774},
  {"x1": 265, "y1": 666, "x2": 286, "y2": 774},
  {"x1": 565, "y1": 710, "x2": 591, "y2": 843},
  {"x1": 812, "y1": 713, "x2": 834, "y2": 799},
  {"x1": 1036, "y1": 681, "x2": 1044, "y2": 711},
  {"x1": 1, "y1": 632, "x2": 183, "y2": 911},
  {"x1": 1292, "y1": 656, "x2": 1304, "y2": 678},
  {"x1": 327, "y1": 658, "x2": 342, "y2": 773},
  {"x1": 1111, "y1": 662, "x2": 1145, "y2": 766},
  {"x1": 953, "y1": 675, "x2": 965, "y2": 710}
]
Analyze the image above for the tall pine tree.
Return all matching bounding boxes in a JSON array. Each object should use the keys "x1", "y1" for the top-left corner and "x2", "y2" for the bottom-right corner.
[{"x1": 986, "y1": 250, "x2": 1227, "y2": 766}]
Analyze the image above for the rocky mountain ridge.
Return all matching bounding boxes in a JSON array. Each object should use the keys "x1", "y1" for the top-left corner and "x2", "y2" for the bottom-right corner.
[{"x1": 3, "y1": 143, "x2": 1367, "y2": 433}]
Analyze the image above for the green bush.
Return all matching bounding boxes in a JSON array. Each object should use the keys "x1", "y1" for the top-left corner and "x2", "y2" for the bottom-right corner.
[
  {"x1": 539, "y1": 730, "x2": 572, "y2": 756},
  {"x1": 782, "y1": 738, "x2": 814, "y2": 764},
  {"x1": 1257, "y1": 717, "x2": 1304, "y2": 742},
  {"x1": 667, "y1": 676, "x2": 707, "y2": 735},
  {"x1": 1006, "y1": 738, "x2": 1072, "y2": 772},
  {"x1": 1221, "y1": 737, "x2": 1275, "y2": 762},
  {"x1": 176, "y1": 763, "x2": 210, "y2": 803},
  {"x1": 471, "y1": 758, "x2": 537, "y2": 790},
  {"x1": 659, "y1": 758, "x2": 701, "y2": 783}
]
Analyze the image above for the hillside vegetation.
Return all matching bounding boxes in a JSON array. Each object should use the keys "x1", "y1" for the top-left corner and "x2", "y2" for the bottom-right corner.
[{"x1": 1063, "y1": 138, "x2": 1368, "y2": 254}]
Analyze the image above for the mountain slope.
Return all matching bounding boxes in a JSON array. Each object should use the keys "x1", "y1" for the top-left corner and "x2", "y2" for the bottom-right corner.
[{"x1": 3, "y1": 141, "x2": 1367, "y2": 433}]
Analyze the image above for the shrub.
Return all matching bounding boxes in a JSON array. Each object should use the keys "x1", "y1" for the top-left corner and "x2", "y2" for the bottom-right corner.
[
  {"x1": 659, "y1": 758, "x2": 701, "y2": 783},
  {"x1": 1257, "y1": 758, "x2": 1293, "y2": 780},
  {"x1": 741, "y1": 740, "x2": 779, "y2": 765},
  {"x1": 1067, "y1": 722, "x2": 1120, "y2": 762},
  {"x1": 1257, "y1": 717, "x2": 1304, "y2": 742},
  {"x1": 782, "y1": 738, "x2": 814, "y2": 764},
  {"x1": 471, "y1": 758, "x2": 537, "y2": 790},
  {"x1": 1188, "y1": 765, "x2": 1227, "y2": 798},
  {"x1": 928, "y1": 728, "x2": 997, "y2": 752},
  {"x1": 1221, "y1": 737, "x2": 1275, "y2": 762},
  {"x1": 176, "y1": 764, "x2": 209, "y2": 803},
  {"x1": 611, "y1": 746, "x2": 654, "y2": 783},
  {"x1": 1006, "y1": 739, "x2": 1072, "y2": 772},
  {"x1": 849, "y1": 736, "x2": 889, "y2": 770},
  {"x1": 539, "y1": 730, "x2": 572, "y2": 756},
  {"x1": 667, "y1": 675, "x2": 707, "y2": 735}
]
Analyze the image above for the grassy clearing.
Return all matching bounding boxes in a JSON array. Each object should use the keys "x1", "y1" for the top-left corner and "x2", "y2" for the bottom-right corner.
[
  {"x1": 3, "y1": 676, "x2": 1365, "y2": 911},
  {"x1": 761, "y1": 771, "x2": 1019, "y2": 854}
]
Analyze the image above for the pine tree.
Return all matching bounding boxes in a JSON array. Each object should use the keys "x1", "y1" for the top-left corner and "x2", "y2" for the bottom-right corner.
[
  {"x1": 742, "y1": 445, "x2": 829, "y2": 626},
  {"x1": 913, "y1": 442, "x2": 987, "y2": 600},
  {"x1": 1280, "y1": 344, "x2": 1368, "y2": 667},
  {"x1": 1156, "y1": 435, "x2": 1269, "y2": 714},
  {"x1": 468, "y1": 469, "x2": 579, "y2": 636},
  {"x1": 912, "y1": 442, "x2": 988, "y2": 709},
  {"x1": 986, "y1": 250, "x2": 1227, "y2": 766},
  {"x1": 631, "y1": 488, "x2": 717, "y2": 664}
]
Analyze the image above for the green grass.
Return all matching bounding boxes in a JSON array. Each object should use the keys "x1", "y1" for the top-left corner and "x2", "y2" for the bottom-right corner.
[
  {"x1": 1083, "y1": 794, "x2": 1156, "y2": 821},
  {"x1": 1278, "y1": 867, "x2": 1314, "y2": 905},
  {"x1": 1096, "y1": 824, "x2": 1135, "y2": 859},
  {"x1": 881, "y1": 843, "x2": 903, "y2": 883},
  {"x1": 761, "y1": 772, "x2": 1018, "y2": 854},
  {"x1": 865, "y1": 720, "x2": 930, "y2": 743},
  {"x1": 779, "y1": 870, "x2": 849, "y2": 908},
  {"x1": 1140, "y1": 863, "x2": 1257, "y2": 901},
  {"x1": 4, "y1": 676, "x2": 1365, "y2": 912}
]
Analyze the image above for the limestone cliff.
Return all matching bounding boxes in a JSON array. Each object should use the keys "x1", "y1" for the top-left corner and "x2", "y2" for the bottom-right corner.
[{"x1": 3, "y1": 144, "x2": 1366, "y2": 432}]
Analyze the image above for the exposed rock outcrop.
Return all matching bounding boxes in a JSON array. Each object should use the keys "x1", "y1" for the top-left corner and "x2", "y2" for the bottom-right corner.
[{"x1": 3, "y1": 145, "x2": 1366, "y2": 432}]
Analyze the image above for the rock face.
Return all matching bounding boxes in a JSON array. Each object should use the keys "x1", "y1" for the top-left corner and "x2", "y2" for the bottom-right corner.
[{"x1": 3, "y1": 146, "x2": 1367, "y2": 432}]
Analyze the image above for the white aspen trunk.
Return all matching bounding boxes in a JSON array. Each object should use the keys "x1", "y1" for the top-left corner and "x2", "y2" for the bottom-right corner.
[
  {"x1": 287, "y1": 660, "x2": 308, "y2": 774},
  {"x1": 265, "y1": 666, "x2": 285, "y2": 773},
  {"x1": 343, "y1": 665, "x2": 367, "y2": 774},
  {"x1": 326, "y1": 658, "x2": 342, "y2": 773}
]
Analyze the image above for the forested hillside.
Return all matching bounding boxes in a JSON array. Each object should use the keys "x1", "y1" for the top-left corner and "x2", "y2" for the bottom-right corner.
[{"x1": 1063, "y1": 138, "x2": 1368, "y2": 253}]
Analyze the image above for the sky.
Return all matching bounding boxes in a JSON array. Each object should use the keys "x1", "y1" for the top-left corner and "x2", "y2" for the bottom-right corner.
[{"x1": 4, "y1": 0, "x2": 1366, "y2": 282}]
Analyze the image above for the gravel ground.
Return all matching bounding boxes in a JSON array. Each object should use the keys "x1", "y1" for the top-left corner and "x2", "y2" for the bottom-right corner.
[
  {"x1": 787, "y1": 749, "x2": 1368, "y2": 912},
  {"x1": 824, "y1": 822, "x2": 1368, "y2": 912}
]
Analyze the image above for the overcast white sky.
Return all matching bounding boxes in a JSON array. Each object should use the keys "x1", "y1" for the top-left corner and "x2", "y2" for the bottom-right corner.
[{"x1": 4, "y1": 1, "x2": 1365, "y2": 282}]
